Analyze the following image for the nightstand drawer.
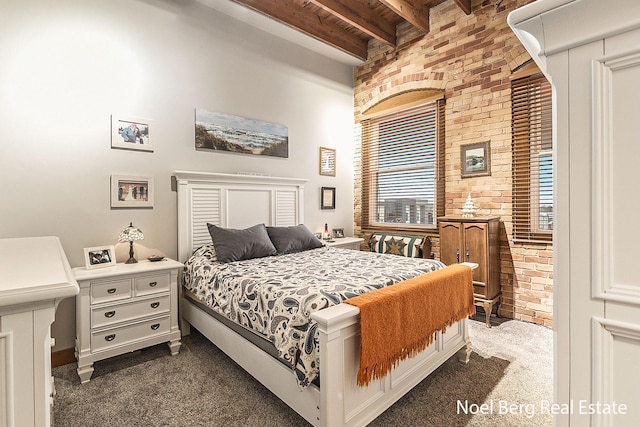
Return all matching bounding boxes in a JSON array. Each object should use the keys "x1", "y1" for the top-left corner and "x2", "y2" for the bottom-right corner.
[
  {"x1": 134, "y1": 273, "x2": 170, "y2": 296},
  {"x1": 90, "y1": 279, "x2": 132, "y2": 304},
  {"x1": 91, "y1": 295, "x2": 170, "y2": 329},
  {"x1": 91, "y1": 316, "x2": 170, "y2": 352}
]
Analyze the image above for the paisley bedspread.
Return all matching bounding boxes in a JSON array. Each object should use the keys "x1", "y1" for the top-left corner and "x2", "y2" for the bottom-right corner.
[{"x1": 183, "y1": 245, "x2": 445, "y2": 388}]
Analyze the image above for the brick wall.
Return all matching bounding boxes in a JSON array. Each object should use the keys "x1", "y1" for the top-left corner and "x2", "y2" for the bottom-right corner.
[{"x1": 353, "y1": 0, "x2": 553, "y2": 327}]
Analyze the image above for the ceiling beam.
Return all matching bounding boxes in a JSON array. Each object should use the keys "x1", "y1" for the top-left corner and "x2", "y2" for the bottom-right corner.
[
  {"x1": 308, "y1": 0, "x2": 397, "y2": 47},
  {"x1": 453, "y1": 0, "x2": 472, "y2": 15},
  {"x1": 229, "y1": 0, "x2": 369, "y2": 60},
  {"x1": 378, "y1": 0, "x2": 431, "y2": 34}
]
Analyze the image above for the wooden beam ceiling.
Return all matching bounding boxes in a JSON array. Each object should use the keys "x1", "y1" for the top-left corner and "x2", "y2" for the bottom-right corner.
[
  {"x1": 453, "y1": 0, "x2": 472, "y2": 15},
  {"x1": 230, "y1": 0, "x2": 369, "y2": 60},
  {"x1": 308, "y1": 0, "x2": 397, "y2": 46},
  {"x1": 227, "y1": 0, "x2": 472, "y2": 61},
  {"x1": 378, "y1": 0, "x2": 431, "y2": 34}
]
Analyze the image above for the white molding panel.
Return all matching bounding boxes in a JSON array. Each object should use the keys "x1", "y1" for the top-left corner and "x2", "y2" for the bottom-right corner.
[
  {"x1": 592, "y1": 51, "x2": 640, "y2": 304},
  {"x1": 592, "y1": 317, "x2": 640, "y2": 426}
]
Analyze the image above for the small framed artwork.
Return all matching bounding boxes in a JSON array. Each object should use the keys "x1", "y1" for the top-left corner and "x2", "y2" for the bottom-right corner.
[
  {"x1": 111, "y1": 175, "x2": 154, "y2": 208},
  {"x1": 332, "y1": 228, "x2": 344, "y2": 238},
  {"x1": 111, "y1": 115, "x2": 153, "y2": 152},
  {"x1": 84, "y1": 245, "x2": 116, "y2": 269},
  {"x1": 319, "y1": 147, "x2": 336, "y2": 176},
  {"x1": 321, "y1": 186, "x2": 336, "y2": 210},
  {"x1": 461, "y1": 141, "x2": 491, "y2": 178}
]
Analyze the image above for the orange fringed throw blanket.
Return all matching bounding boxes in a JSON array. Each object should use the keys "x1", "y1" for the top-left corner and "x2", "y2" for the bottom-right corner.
[{"x1": 344, "y1": 264, "x2": 475, "y2": 387}]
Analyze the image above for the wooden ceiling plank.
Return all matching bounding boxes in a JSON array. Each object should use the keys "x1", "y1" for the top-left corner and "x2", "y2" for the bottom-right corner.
[
  {"x1": 308, "y1": 0, "x2": 397, "y2": 46},
  {"x1": 378, "y1": 0, "x2": 431, "y2": 34},
  {"x1": 453, "y1": 0, "x2": 472, "y2": 15},
  {"x1": 230, "y1": 0, "x2": 368, "y2": 60}
]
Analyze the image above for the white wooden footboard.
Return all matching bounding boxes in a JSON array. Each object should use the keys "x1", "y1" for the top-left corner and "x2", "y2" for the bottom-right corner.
[{"x1": 311, "y1": 304, "x2": 471, "y2": 427}]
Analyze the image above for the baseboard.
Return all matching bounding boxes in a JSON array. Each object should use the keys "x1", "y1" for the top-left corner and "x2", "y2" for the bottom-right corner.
[{"x1": 52, "y1": 348, "x2": 76, "y2": 368}]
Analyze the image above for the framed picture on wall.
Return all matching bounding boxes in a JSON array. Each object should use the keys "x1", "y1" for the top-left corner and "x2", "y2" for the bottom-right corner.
[
  {"x1": 111, "y1": 115, "x2": 154, "y2": 152},
  {"x1": 321, "y1": 186, "x2": 336, "y2": 210},
  {"x1": 319, "y1": 147, "x2": 336, "y2": 176},
  {"x1": 461, "y1": 141, "x2": 491, "y2": 178},
  {"x1": 110, "y1": 175, "x2": 154, "y2": 208},
  {"x1": 83, "y1": 245, "x2": 116, "y2": 269},
  {"x1": 195, "y1": 109, "x2": 289, "y2": 158}
]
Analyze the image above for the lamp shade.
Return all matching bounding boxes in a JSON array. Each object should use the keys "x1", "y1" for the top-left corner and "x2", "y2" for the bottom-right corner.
[{"x1": 118, "y1": 222, "x2": 144, "y2": 243}]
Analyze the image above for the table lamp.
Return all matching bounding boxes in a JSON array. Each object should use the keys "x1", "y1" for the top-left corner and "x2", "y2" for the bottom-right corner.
[{"x1": 118, "y1": 222, "x2": 144, "y2": 264}]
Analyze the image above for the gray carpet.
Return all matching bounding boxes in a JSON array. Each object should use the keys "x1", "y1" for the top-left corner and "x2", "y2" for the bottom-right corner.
[{"x1": 52, "y1": 316, "x2": 552, "y2": 426}]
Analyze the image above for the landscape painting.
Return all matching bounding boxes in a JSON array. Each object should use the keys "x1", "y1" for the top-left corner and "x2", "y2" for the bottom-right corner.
[
  {"x1": 461, "y1": 141, "x2": 491, "y2": 178},
  {"x1": 195, "y1": 109, "x2": 288, "y2": 158}
]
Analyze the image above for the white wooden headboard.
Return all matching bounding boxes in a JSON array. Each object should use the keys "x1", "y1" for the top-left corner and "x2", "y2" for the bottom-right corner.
[{"x1": 173, "y1": 171, "x2": 308, "y2": 262}]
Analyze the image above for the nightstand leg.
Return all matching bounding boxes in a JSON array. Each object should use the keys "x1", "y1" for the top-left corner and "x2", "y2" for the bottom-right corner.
[
  {"x1": 77, "y1": 363, "x2": 94, "y2": 384},
  {"x1": 168, "y1": 339, "x2": 181, "y2": 356}
]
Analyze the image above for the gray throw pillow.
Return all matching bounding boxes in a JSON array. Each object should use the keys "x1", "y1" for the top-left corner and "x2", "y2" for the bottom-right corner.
[
  {"x1": 266, "y1": 224, "x2": 324, "y2": 254},
  {"x1": 207, "y1": 223, "x2": 277, "y2": 262}
]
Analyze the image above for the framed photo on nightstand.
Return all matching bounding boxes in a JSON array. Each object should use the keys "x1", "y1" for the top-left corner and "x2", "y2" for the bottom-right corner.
[{"x1": 83, "y1": 245, "x2": 116, "y2": 269}]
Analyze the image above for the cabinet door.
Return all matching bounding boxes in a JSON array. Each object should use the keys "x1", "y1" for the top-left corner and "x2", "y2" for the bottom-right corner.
[
  {"x1": 462, "y1": 222, "x2": 488, "y2": 291},
  {"x1": 439, "y1": 221, "x2": 462, "y2": 265}
]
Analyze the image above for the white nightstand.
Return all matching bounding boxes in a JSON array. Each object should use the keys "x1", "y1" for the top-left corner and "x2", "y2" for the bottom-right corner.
[
  {"x1": 323, "y1": 237, "x2": 364, "y2": 250},
  {"x1": 73, "y1": 258, "x2": 183, "y2": 383}
]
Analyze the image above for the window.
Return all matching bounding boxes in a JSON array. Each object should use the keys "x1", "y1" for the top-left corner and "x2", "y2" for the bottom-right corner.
[
  {"x1": 361, "y1": 100, "x2": 445, "y2": 230},
  {"x1": 511, "y1": 72, "x2": 553, "y2": 242}
]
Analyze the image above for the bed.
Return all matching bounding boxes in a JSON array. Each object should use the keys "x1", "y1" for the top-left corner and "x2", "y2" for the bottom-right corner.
[{"x1": 174, "y1": 170, "x2": 472, "y2": 427}]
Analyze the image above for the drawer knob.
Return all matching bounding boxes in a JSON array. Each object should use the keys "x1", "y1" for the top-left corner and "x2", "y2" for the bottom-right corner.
[
  {"x1": 150, "y1": 323, "x2": 160, "y2": 330},
  {"x1": 150, "y1": 302, "x2": 160, "y2": 309},
  {"x1": 105, "y1": 334, "x2": 116, "y2": 342},
  {"x1": 107, "y1": 288, "x2": 117, "y2": 294},
  {"x1": 149, "y1": 281, "x2": 158, "y2": 287},
  {"x1": 104, "y1": 311, "x2": 116, "y2": 318}
]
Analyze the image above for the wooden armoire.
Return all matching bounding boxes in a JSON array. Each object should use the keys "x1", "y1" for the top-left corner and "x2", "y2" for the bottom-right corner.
[{"x1": 438, "y1": 216, "x2": 501, "y2": 326}]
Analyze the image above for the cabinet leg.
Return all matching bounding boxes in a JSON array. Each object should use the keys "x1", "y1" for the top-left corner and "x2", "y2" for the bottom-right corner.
[
  {"x1": 77, "y1": 363, "x2": 94, "y2": 384},
  {"x1": 482, "y1": 302, "x2": 492, "y2": 328}
]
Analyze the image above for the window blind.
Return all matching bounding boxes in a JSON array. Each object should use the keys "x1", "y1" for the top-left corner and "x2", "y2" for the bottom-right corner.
[
  {"x1": 511, "y1": 73, "x2": 553, "y2": 242},
  {"x1": 361, "y1": 100, "x2": 445, "y2": 230}
]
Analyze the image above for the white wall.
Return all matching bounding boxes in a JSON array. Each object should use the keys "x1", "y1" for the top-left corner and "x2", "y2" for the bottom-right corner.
[{"x1": 0, "y1": 0, "x2": 355, "y2": 350}]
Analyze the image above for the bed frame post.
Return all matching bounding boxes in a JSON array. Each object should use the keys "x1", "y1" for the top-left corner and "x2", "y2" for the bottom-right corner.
[
  {"x1": 457, "y1": 336, "x2": 472, "y2": 363},
  {"x1": 312, "y1": 304, "x2": 360, "y2": 427}
]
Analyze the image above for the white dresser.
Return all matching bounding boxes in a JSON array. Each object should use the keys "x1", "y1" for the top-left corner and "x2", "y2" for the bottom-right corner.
[
  {"x1": 73, "y1": 259, "x2": 182, "y2": 383},
  {"x1": 0, "y1": 236, "x2": 79, "y2": 427}
]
